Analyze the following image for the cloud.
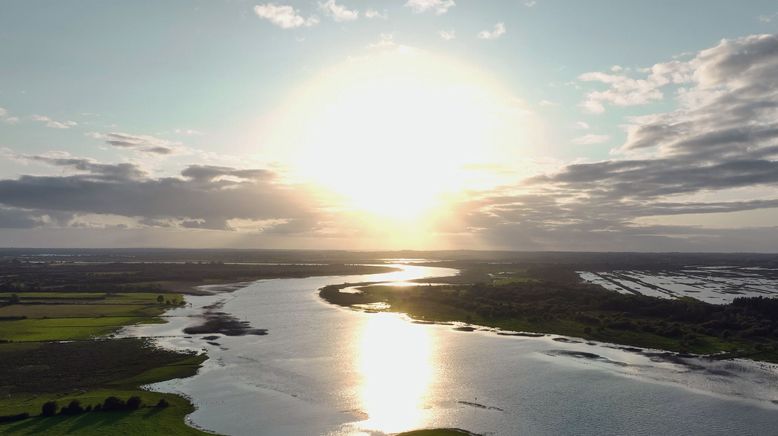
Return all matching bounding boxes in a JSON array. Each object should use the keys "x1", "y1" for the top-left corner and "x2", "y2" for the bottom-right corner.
[
  {"x1": 758, "y1": 13, "x2": 777, "y2": 23},
  {"x1": 0, "y1": 156, "x2": 315, "y2": 233},
  {"x1": 0, "y1": 207, "x2": 45, "y2": 229},
  {"x1": 439, "y1": 29, "x2": 456, "y2": 40},
  {"x1": 368, "y1": 33, "x2": 397, "y2": 49},
  {"x1": 405, "y1": 0, "x2": 455, "y2": 15},
  {"x1": 91, "y1": 132, "x2": 180, "y2": 155},
  {"x1": 254, "y1": 3, "x2": 319, "y2": 29},
  {"x1": 0, "y1": 107, "x2": 19, "y2": 125},
  {"x1": 365, "y1": 9, "x2": 387, "y2": 19},
  {"x1": 31, "y1": 115, "x2": 77, "y2": 129},
  {"x1": 318, "y1": 0, "x2": 358, "y2": 22},
  {"x1": 523, "y1": 0, "x2": 537, "y2": 6},
  {"x1": 572, "y1": 133, "x2": 610, "y2": 145},
  {"x1": 15, "y1": 153, "x2": 147, "y2": 181},
  {"x1": 577, "y1": 50, "x2": 700, "y2": 113},
  {"x1": 448, "y1": 34, "x2": 778, "y2": 251},
  {"x1": 478, "y1": 23, "x2": 506, "y2": 40},
  {"x1": 575, "y1": 121, "x2": 590, "y2": 129},
  {"x1": 174, "y1": 128, "x2": 203, "y2": 136}
]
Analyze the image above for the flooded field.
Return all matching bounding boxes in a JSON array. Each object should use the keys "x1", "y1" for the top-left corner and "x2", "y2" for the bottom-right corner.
[{"x1": 578, "y1": 266, "x2": 778, "y2": 304}]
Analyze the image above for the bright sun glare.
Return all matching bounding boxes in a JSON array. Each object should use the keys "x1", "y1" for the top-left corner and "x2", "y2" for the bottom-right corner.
[
  {"x1": 357, "y1": 313, "x2": 433, "y2": 433},
  {"x1": 264, "y1": 48, "x2": 533, "y2": 223}
]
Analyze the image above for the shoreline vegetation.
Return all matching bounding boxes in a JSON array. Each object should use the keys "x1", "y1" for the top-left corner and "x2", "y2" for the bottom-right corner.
[
  {"x1": 0, "y1": 260, "x2": 398, "y2": 435},
  {"x1": 321, "y1": 267, "x2": 778, "y2": 364}
]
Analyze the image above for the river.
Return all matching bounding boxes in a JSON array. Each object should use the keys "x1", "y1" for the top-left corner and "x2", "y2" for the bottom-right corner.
[{"x1": 121, "y1": 263, "x2": 778, "y2": 435}]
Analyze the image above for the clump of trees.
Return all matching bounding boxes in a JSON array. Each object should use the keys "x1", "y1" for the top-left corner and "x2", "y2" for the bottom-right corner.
[{"x1": 35, "y1": 395, "x2": 170, "y2": 419}]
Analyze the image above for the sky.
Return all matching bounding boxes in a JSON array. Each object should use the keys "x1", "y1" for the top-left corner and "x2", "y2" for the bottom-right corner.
[{"x1": 1, "y1": 0, "x2": 778, "y2": 251}]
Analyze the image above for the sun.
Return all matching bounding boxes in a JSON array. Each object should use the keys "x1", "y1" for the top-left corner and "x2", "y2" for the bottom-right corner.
[{"x1": 261, "y1": 47, "x2": 533, "y2": 222}]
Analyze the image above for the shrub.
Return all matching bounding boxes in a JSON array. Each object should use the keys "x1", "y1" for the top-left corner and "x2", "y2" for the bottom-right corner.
[
  {"x1": 102, "y1": 396, "x2": 125, "y2": 411},
  {"x1": 61, "y1": 400, "x2": 84, "y2": 415},
  {"x1": 0, "y1": 413, "x2": 29, "y2": 423},
  {"x1": 41, "y1": 401, "x2": 58, "y2": 417},
  {"x1": 155, "y1": 399, "x2": 170, "y2": 408},
  {"x1": 126, "y1": 396, "x2": 142, "y2": 410}
]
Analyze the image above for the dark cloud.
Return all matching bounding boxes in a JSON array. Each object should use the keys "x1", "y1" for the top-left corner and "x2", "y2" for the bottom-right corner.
[
  {"x1": 24, "y1": 155, "x2": 147, "y2": 181},
  {"x1": 0, "y1": 159, "x2": 315, "y2": 233},
  {"x1": 0, "y1": 207, "x2": 41, "y2": 229},
  {"x1": 99, "y1": 132, "x2": 177, "y2": 155}
]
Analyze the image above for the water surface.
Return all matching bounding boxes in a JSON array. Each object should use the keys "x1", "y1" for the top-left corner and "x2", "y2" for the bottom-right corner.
[{"x1": 123, "y1": 264, "x2": 778, "y2": 435}]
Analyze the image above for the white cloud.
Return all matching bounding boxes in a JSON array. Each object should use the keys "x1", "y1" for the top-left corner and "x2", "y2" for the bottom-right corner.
[
  {"x1": 31, "y1": 115, "x2": 77, "y2": 129},
  {"x1": 174, "y1": 128, "x2": 204, "y2": 136},
  {"x1": 758, "y1": 12, "x2": 777, "y2": 23},
  {"x1": 439, "y1": 29, "x2": 456, "y2": 40},
  {"x1": 0, "y1": 107, "x2": 18, "y2": 125},
  {"x1": 368, "y1": 33, "x2": 396, "y2": 49},
  {"x1": 538, "y1": 99, "x2": 557, "y2": 107},
  {"x1": 364, "y1": 9, "x2": 387, "y2": 19},
  {"x1": 478, "y1": 22, "x2": 506, "y2": 40},
  {"x1": 572, "y1": 133, "x2": 610, "y2": 145},
  {"x1": 254, "y1": 3, "x2": 319, "y2": 29},
  {"x1": 578, "y1": 58, "x2": 694, "y2": 113},
  {"x1": 405, "y1": 0, "x2": 455, "y2": 15},
  {"x1": 318, "y1": 0, "x2": 358, "y2": 22},
  {"x1": 523, "y1": 0, "x2": 537, "y2": 7},
  {"x1": 575, "y1": 121, "x2": 590, "y2": 130}
]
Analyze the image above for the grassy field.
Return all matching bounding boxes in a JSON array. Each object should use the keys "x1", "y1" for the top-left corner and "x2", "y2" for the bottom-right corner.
[
  {"x1": 0, "y1": 292, "x2": 181, "y2": 342},
  {"x1": 0, "y1": 338, "x2": 209, "y2": 435},
  {"x1": 0, "y1": 391, "x2": 207, "y2": 435},
  {"x1": 0, "y1": 289, "x2": 210, "y2": 435}
]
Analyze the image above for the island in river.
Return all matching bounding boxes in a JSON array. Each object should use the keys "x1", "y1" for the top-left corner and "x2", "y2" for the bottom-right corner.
[{"x1": 321, "y1": 258, "x2": 778, "y2": 363}]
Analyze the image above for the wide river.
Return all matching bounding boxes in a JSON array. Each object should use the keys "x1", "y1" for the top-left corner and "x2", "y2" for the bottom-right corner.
[{"x1": 123, "y1": 264, "x2": 778, "y2": 435}]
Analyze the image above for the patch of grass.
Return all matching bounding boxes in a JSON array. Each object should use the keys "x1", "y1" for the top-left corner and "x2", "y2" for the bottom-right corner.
[
  {"x1": 0, "y1": 338, "x2": 209, "y2": 435},
  {"x1": 0, "y1": 339, "x2": 204, "y2": 395},
  {"x1": 0, "y1": 317, "x2": 154, "y2": 342},
  {"x1": 0, "y1": 292, "x2": 183, "y2": 342},
  {"x1": 0, "y1": 391, "x2": 208, "y2": 436}
]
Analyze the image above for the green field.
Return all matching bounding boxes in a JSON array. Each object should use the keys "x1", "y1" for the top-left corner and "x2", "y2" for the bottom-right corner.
[
  {"x1": 0, "y1": 391, "x2": 207, "y2": 436},
  {"x1": 0, "y1": 292, "x2": 182, "y2": 342},
  {"x1": 0, "y1": 290, "x2": 208, "y2": 435}
]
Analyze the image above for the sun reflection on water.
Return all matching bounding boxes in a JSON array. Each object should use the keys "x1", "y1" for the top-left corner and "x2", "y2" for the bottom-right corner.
[{"x1": 357, "y1": 313, "x2": 434, "y2": 434}]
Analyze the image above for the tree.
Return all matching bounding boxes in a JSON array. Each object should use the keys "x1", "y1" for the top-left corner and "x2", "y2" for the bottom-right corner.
[
  {"x1": 157, "y1": 295, "x2": 164, "y2": 304},
  {"x1": 126, "y1": 396, "x2": 142, "y2": 410},
  {"x1": 155, "y1": 399, "x2": 170, "y2": 408},
  {"x1": 9, "y1": 294, "x2": 19, "y2": 304},
  {"x1": 41, "y1": 401, "x2": 58, "y2": 417},
  {"x1": 102, "y1": 396, "x2": 125, "y2": 411},
  {"x1": 61, "y1": 400, "x2": 84, "y2": 415}
]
